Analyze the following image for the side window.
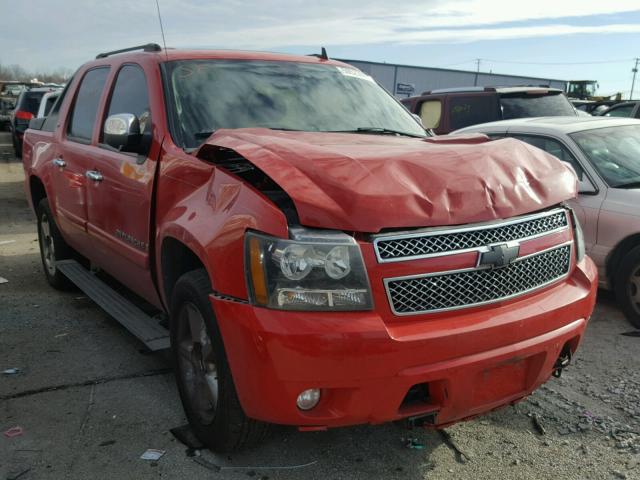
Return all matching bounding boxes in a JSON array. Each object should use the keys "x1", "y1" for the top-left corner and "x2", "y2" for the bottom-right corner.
[
  {"x1": 67, "y1": 67, "x2": 110, "y2": 141},
  {"x1": 419, "y1": 100, "x2": 442, "y2": 129},
  {"x1": 103, "y1": 64, "x2": 151, "y2": 138},
  {"x1": 511, "y1": 134, "x2": 586, "y2": 179},
  {"x1": 604, "y1": 104, "x2": 634, "y2": 118},
  {"x1": 448, "y1": 95, "x2": 497, "y2": 131}
]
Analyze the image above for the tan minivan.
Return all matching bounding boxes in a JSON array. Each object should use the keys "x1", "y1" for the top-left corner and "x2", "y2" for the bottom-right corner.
[{"x1": 456, "y1": 116, "x2": 640, "y2": 328}]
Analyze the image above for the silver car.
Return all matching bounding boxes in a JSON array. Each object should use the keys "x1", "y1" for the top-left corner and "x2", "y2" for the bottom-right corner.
[{"x1": 455, "y1": 117, "x2": 640, "y2": 328}]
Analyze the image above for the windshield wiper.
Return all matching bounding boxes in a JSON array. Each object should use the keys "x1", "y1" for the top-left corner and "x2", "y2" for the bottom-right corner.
[
  {"x1": 326, "y1": 127, "x2": 424, "y2": 138},
  {"x1": 194, "y1": 130, "x2": 216, "y2": 139},
  {"x1": 613, "y1": 180, "x2": 640, "y2": 189},
  {"x1": 194, "y1": 127, "x2": 304, "y2": 140}
]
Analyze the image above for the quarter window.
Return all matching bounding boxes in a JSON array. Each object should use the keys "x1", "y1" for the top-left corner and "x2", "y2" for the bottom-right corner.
[
  {"x1": 67, "y1": 68, "x2": 109, "y2": 141},
  {"x1": 43, "y1": 76, "x2": 75, "y2": 132}
]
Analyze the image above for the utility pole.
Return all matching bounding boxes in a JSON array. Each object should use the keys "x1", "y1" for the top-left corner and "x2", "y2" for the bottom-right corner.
[
  {"x1": 474, "y1": 58, "x2": 481, "y2": 86},
  {"x1": 631, "y1": 58, "x2": 639, "y2": 100}
]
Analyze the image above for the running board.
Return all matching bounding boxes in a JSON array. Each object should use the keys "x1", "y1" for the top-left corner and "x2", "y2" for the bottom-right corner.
[{"x1": 56, "y1": 260, "x2": 170, "y2": 351}]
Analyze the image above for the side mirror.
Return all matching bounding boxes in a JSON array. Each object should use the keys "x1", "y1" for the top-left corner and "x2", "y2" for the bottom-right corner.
[
  {"x1": 104, "y1": 113, "x2": 144, "y2": 154},
  {"x1": 578, "y1": 177, "x2": 597, "y2": 194}
]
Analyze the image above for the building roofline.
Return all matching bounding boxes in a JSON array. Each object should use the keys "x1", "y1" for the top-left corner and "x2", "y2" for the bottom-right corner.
[{"x1": 336, "y1": 58, "x2": 568, "y2": 84}]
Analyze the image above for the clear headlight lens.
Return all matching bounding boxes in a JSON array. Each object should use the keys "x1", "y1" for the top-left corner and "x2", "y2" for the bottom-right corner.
[
  {"x1": 280, "y1": 244, "x2": 314, "y2": 280},
  {"x1": 245, "y1": 229, "x2": 373, "y2": 311},
  {"x1": 568, "y1": 208, "x2": 585, "y2": 262},
  {"x1": 325, "y1": 246, "x2": 351, "y2": 279}
]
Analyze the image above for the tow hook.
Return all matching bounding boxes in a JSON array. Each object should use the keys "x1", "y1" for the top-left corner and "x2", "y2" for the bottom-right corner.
[
  {"x1": 405, "y1": 412, "x2": 438, "y2": 428},
  {"x1": 553, "y1": 347, "x2": 572, "y2": 378}
]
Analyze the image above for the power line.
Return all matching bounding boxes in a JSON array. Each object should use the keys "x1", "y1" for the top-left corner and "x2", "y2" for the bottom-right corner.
[
  {"x1": 436, "y1": 60, "x2": 477, "y2": 68},
  {"x1": 435, "y1": 58, "x2": 632, "y2": 69},
  {"x1": 482, "y1": 58, "x2": 632, "y2": 66}
]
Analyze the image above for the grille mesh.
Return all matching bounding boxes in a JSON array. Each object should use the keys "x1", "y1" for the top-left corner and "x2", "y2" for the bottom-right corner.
[
  {"x1": 375, "y1": 211, "x2": 568, "y2": 261},
  {"x1": 386, "y1": 245, "x2": 571, "y2": 314}
]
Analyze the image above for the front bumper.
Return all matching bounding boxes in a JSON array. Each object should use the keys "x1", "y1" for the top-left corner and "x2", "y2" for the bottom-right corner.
[{"x1": 211, "y1": 256, "x2": 597, "y2": 428}]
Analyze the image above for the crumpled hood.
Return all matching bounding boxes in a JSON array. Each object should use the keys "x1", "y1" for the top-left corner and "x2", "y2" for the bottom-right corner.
[{"x1": 197, "y1": 128, "x2": 577, "y2": 233}]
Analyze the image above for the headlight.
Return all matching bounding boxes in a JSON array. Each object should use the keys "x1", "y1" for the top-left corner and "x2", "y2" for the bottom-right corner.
[
  {"x1": 245, "y1": 228, "x2": 373, "y2": 311},
  {"x1": 568, "y1": 208, "x2": 585, "y2": 262}
]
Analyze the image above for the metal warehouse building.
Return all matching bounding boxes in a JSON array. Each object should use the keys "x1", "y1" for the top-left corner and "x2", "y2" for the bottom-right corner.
[{"x1": 339, "y1": 59, "x2": 568, "y2": 98}]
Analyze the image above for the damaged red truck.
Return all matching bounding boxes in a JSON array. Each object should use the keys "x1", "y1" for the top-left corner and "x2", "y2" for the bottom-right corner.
[{"x1": 22, "y1": 44, "x2": 597, "y2": 451}]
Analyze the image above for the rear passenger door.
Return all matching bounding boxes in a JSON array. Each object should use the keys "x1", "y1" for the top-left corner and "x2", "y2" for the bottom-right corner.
[
  {"x1": 52, "y1": 67, "x2": 110, "y2": 251},
  {"x1": 84, "y1": 63, "x2": 160, "y2": 305},
  {"x1": 509, "y1": 133, "x2": 604, "y2": 255}
]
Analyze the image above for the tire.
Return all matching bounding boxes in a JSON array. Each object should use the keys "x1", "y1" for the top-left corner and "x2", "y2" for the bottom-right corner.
[
  {"x1": 614, "y1": 246, "x2": 640, "y2": 329},
  {"x1": 36, "y1": 198, "x2": 74, "y2": 290},
  {"x1": 170, "y1": 269, "x2": 269, "y2": 452}
]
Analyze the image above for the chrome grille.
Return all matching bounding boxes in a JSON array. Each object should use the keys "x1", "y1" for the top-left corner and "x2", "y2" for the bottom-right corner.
[
  {"x1": 385, "y1": 244, "x2": 571, "y2": 315},
  {"x1": 374, "y1": 210, "x2": 568, "y2": 262}
]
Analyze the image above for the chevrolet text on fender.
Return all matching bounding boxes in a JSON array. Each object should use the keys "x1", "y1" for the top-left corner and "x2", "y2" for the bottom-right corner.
[{"x1": 21, "y1": 44, "x2": 597, "y2": 452}]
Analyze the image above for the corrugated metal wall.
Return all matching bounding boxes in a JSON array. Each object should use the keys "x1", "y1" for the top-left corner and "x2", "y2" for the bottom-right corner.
[{"x1": 341, "y1": 59, "x2": 567, "y2": 97}]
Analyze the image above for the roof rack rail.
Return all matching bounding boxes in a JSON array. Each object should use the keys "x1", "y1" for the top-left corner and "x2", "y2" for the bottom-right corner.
[{"x1": 96, "y1": 43, "x2": 162, "y2": 59}]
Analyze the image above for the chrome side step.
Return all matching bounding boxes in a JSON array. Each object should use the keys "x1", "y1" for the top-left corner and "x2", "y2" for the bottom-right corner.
[{"x1": 56, "y1": 260, "x2": 170, "y2": 351}]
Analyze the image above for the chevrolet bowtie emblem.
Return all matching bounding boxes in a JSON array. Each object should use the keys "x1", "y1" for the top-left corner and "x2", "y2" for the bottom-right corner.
[{"x1": 478, "y1": 243, "x2": 520, "y2": 269}]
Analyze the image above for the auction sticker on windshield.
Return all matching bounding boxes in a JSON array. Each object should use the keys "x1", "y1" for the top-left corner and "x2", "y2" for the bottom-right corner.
[{"x1": 336, "y1": 66, "x2": 374, "y2": 82}]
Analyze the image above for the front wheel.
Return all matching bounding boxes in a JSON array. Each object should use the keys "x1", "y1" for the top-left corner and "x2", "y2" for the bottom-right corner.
[
  {"x1": 615, "y1": 246, "x2": 640, "y2": 329},
  {"x1": 170, "y1": 269, "x2": 269, "y2": 452}
]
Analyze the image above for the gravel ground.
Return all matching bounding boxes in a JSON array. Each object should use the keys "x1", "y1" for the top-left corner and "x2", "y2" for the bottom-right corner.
[{"x1": 1, "y1": 131, "x2": 639, "y2": 479}]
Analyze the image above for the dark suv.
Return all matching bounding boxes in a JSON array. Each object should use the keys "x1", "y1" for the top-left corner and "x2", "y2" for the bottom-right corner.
[
  {"x1": 10, "y1": 88, "x2": 54, "y2": 157},
  {"x1": 401, "y1": 86, "x2": 577, "y2": 135}
]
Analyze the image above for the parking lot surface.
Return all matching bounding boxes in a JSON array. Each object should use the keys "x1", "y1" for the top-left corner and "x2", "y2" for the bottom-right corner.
[{"x1": 1, "y1": 130, "x2": 639, "y2": 479}]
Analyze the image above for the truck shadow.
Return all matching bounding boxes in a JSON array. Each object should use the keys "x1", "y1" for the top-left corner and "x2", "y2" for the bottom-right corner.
[{"x1": 197, "y1": 422, "x2": 443, "y2": 479}]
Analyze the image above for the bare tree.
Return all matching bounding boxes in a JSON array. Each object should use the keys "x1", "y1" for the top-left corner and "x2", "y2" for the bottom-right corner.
[{"x1": 0, "y1": 62, "x2": 72, "y2": 84}]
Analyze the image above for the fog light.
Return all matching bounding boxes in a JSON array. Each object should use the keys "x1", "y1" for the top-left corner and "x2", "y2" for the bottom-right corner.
[{"x1": 296, "y1": 388, "x2": 321, "y2": 410}]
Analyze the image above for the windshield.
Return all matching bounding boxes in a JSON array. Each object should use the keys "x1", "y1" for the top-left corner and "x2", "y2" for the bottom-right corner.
[
  {"x1": 570, "y1": 125, "x2": 640, "y2": 188},
  {"x1": 166, "y1": 60, "x2": 426, "y2": 149},
  {"x1": 500, "y1": 92, "x2": 576, "y2": 119}
]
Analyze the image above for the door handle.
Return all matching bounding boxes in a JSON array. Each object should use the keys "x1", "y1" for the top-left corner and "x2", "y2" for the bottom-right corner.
[
  {"x1": 85, "y1": 170, "x2": 103, "y2": 182},
  {"x1": 52, "y1": 158, "x2": 66, "y2": 169}
]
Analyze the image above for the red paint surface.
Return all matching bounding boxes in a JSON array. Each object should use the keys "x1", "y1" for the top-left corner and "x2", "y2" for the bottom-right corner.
[
  {"x1": 22, "y1": 49, "x2": 597, "y2": 430},
  {"x1": 197, "y1": 128, "x2": 577, "y2": 232}
]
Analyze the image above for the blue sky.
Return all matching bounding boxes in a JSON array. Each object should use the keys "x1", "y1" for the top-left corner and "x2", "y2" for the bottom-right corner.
[{"x1": 2, "y1": 0, "x2": 639, "y2": 97}]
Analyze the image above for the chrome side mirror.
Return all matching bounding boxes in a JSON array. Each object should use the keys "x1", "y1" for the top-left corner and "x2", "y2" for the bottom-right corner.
[{"x1": 104, "y1": 113, "x2": 142, "y2": 153}]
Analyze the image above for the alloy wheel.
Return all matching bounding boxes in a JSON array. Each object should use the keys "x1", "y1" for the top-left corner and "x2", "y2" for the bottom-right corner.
[
  {"x1": 39, "y1": 212, "x2": 56, "y2": 276},
  {"x1": 176, "y1": 302, "x2": 219, "y2": 425}
]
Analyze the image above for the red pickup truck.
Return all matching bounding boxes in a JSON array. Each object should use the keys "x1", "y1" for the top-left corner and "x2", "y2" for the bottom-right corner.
[{"x1": 22, "y1": 44, "x2": 597, "y2": 452}]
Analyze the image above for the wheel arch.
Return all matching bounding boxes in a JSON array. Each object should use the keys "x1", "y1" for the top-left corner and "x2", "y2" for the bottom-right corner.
[
  {"x1": 606, "y1": 233, "x2": 640, "y2": 287},
  {"x1": 160, "y1": 236, "x2": 212, "y2": 308},
  {"x1": 29, "y1": 175, "x2": 47, "y2": 213}
]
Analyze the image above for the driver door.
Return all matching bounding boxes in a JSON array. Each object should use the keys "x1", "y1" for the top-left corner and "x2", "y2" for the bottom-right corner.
[{"x1": 84, "y1": 63, "x2": 161, "y2": 306}]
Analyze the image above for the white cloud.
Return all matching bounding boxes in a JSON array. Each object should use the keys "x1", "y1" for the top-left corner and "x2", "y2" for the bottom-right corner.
[{"x1": 1, "y1": 0, "x2": 639, "y2": 70}]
